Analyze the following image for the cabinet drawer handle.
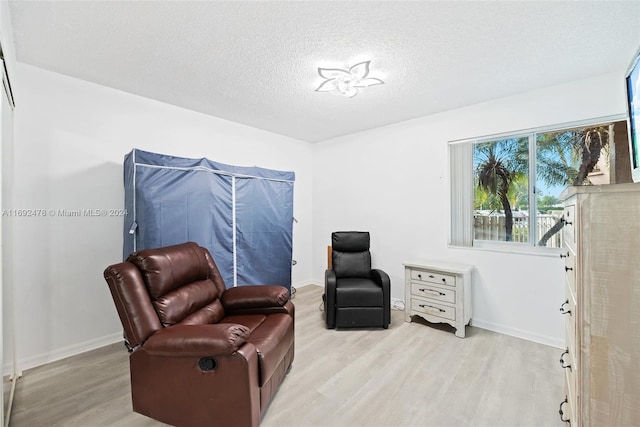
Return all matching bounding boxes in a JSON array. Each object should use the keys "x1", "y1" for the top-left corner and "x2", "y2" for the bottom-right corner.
[
  {"x1": 559, "y1": 397, "x2": 571, "y2": 424},
  {"x1": 565, "y1": 266, "x2": 573, "y2": 272},
  {"x1": 417, "y1": 273, "x2": 446, "y2": 283},
  {"x1": 560, "y1": 252, "x2": 569, "y2": 259},
  {"x1": 419, "y1": 304, "x2": 445, "y2": 313},
  {"x1": 560, "y1": 349, "x2": 572, "y2": 371},
  {"x1": 560, "y1": 300, "x2": 572, "y2": 315},
  {"x1": 419, "y1": 288, "x2": 445, "y2": 296}
]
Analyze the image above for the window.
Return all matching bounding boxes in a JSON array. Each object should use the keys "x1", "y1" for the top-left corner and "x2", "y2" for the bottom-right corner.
[
  {"x1": 473, "y1": 136, "x2": 529, "y2": 243},
  {"x1": 450, "y1": 118, "x2": 628, "y2": 251}
]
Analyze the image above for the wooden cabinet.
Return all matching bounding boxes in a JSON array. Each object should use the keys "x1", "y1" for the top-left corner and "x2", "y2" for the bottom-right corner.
[
  {"x1": 404, "y1": 260, "x2": 473, "y2": 338},
  {"x1": 559, "y1": 183, "x2": 640, "y2": 426}
]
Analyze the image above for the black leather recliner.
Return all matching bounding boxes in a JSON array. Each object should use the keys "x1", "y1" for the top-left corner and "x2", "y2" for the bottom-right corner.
[{"x1": 324, "y1": 231, "x2": 390, "y2": 329}]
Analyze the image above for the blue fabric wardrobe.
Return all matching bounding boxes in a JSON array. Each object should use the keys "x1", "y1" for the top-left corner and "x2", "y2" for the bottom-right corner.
[{"x1": 123, "y1": 149, "x2": 295, "y2": 291}]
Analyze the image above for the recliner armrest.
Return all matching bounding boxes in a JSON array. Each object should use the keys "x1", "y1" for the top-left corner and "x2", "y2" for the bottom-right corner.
[
  {"x1": 324, "y1": 269, "x2": 337, "y2": 328},
  {"x1": 143, "y1": 323, "x2": 250, "y2": 357},
  {"x1": 371, "y1": 269, "x2": 391, "y2": 327},
  {"x1": 221, "y1": 285, "x2": 290, "y2": 310},
  {"x1": 371, "y1": 269, "x2": 390, "y2": 288}
]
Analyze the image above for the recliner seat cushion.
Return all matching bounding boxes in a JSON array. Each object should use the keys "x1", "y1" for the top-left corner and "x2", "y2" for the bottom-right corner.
[
  {"x1": 335, "y1": 278, "x2": 383, "y2": 307},
  {"x1": 221, "y1": 314, "x2": 294, "y2": 386},
  {"x1": 221, "y1": 314, "x2": 268, "y2": 334}
]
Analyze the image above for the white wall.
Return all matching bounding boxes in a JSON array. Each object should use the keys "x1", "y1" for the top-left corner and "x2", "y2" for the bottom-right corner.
[
  {"x1": 10, "y1": 63, "x2": 313, "y2": 371},
  {"x1": 1, "y1": 2, "x2": 17, "y2": 419},
  {"x1": 312, "y1": 72, "x2": 628, "y2": 347}
]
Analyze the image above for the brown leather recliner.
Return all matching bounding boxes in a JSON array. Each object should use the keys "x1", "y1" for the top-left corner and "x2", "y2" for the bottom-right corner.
[{"x1": 103, "y1": 242, "x2": 294, "y2": 427}]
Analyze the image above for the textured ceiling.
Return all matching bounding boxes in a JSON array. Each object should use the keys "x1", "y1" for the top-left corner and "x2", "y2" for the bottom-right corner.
[{"x1": 8, "y1": 1, "x2": 640, "y2": 142}]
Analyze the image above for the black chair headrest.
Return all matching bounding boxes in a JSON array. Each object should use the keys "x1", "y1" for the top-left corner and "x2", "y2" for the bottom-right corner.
[{"x1": 332, "y1": 231, "x2": 370, "y2": 252}]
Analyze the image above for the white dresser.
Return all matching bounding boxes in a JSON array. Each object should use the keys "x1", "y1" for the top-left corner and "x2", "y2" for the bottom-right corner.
[
  {"x1": 559, "y1": 184, "x2": 640, "y2": 426},
  {"x1": 403, "y1": 260, "x2": 473, "y2": 338}
]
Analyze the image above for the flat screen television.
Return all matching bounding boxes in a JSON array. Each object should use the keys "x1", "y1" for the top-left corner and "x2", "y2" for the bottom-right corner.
[{"x1": 626, "y1": 47, "x2": 640, "y2": 183}]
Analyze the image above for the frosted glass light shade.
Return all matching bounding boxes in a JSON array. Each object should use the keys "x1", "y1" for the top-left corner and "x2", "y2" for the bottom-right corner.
[{"x1": 315, "y1": 61, "x2": 384, "y2": 98}]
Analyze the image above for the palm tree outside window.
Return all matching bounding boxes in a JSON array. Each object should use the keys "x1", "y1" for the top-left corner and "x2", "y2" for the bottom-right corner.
[{"x1": 469, "y1": 121, "x2": 625, "y2": 248}]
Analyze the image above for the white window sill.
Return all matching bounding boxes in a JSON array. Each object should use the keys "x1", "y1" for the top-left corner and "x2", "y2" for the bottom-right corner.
[{"x1": 449, "y1": 240, "x2": 565, "y2": 258}]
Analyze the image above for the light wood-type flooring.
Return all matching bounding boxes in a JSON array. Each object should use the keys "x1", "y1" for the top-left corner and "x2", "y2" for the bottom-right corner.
[{"x1": 6, "y1": 285, "x2": 564, "y2": 427}]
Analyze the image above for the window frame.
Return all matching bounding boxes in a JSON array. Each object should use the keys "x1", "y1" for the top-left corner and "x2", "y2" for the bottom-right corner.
[{"x1": 449, "y1": 114, "x2": 626, "y2": 256}]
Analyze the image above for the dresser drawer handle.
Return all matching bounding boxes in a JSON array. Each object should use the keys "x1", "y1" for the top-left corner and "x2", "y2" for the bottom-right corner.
[
  {"x1": 560, "y1": 349, "x2": 572, "y2": 371},
  {"x1": 560, "y1": 252, "x2": 569, "y2": 259},
  {"x1": 417, "y1": 273, "x2": 445, "y2": 283},
  {"x1": 561, "y1": 217, "x2": 573, "y2": 226},
  {"x1": 560, "y1": 300, "x2": 572, "y2": 315},
  {"x1": 419, "y1": 304, "x2": 445, "y2": 313},
  {"x1": 419, "y1": 288, "x2": 445, "y2": 296},
  {"x1": 559, "y1": 397, "x2": 571, "y2": 424},
  {"x1": 565, "y1": 266, "x2": 573, "y2": 272}
]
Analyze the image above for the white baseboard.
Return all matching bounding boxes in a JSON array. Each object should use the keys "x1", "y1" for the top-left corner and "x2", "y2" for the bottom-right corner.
[
  {"x1": 392, "y1": 298, "x2": 563, "y2": 349},
  {"x1": 8, "y1": 331, "x2": 123, "y2": 374},
  {"x1": 470, "y1": 318, "x2": 564, "y2": 349},
  {"x1": 390, "y1": 297, "x2": 406, "y2": 311},
  {"x1": 292, "y1": 281, "x2": 322, "y2": 289}
]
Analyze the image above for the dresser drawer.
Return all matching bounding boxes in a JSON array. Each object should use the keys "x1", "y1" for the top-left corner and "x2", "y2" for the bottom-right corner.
[
  {"x1": 561, "y1": 372, "x2": 575, "y2": 425},
  {"x1": 561, "y1": 344, "x2": 576, "y2": 386},
  {"x1": 562, "y1": 204, "x2": 576, "y2": 252},
  {"x1": 410, "y1": 298, "x2": 455, "y2": 321},
  {"x1": 562, "y1": 245, "x2": 576, "y2": 296},
  {"x1": 564, "y1": 307, "x2": 577, "y2": 363},
  {"x1": 410, "y1": 282, "x2": 455, "y2": 304},
  {"x1": 410, "y1": 269, "x2": 456, "y2": 287},
  {"x1": 565, "y1": 342, "x2": 579, "y2": 416},
  {"x1": 560, "y1": 282, "x2": 577, "y2": 334}
]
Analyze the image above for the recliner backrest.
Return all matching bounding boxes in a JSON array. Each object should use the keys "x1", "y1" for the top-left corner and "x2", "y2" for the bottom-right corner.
[
  {"x1": 331, "y1": 231, "x2": 372, "y2": 279},
  {"x1": 127, "y1": 242, "x2": 228, "y2": 327}
]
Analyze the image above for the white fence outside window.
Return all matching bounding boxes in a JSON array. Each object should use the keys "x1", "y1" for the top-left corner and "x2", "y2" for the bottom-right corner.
[{"x1": 473, "y1": 213, "x2": 563, "y2": 247}]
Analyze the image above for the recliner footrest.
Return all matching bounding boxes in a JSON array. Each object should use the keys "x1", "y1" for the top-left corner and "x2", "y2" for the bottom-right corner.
[{"x1": 336, "y1": 307, "x2": 384, "y2": 328}]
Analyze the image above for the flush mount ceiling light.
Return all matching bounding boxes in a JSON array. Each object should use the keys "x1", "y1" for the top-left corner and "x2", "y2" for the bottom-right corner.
[{"x1": 315, "y1": 60, "x2": 384, "y2": 98}]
